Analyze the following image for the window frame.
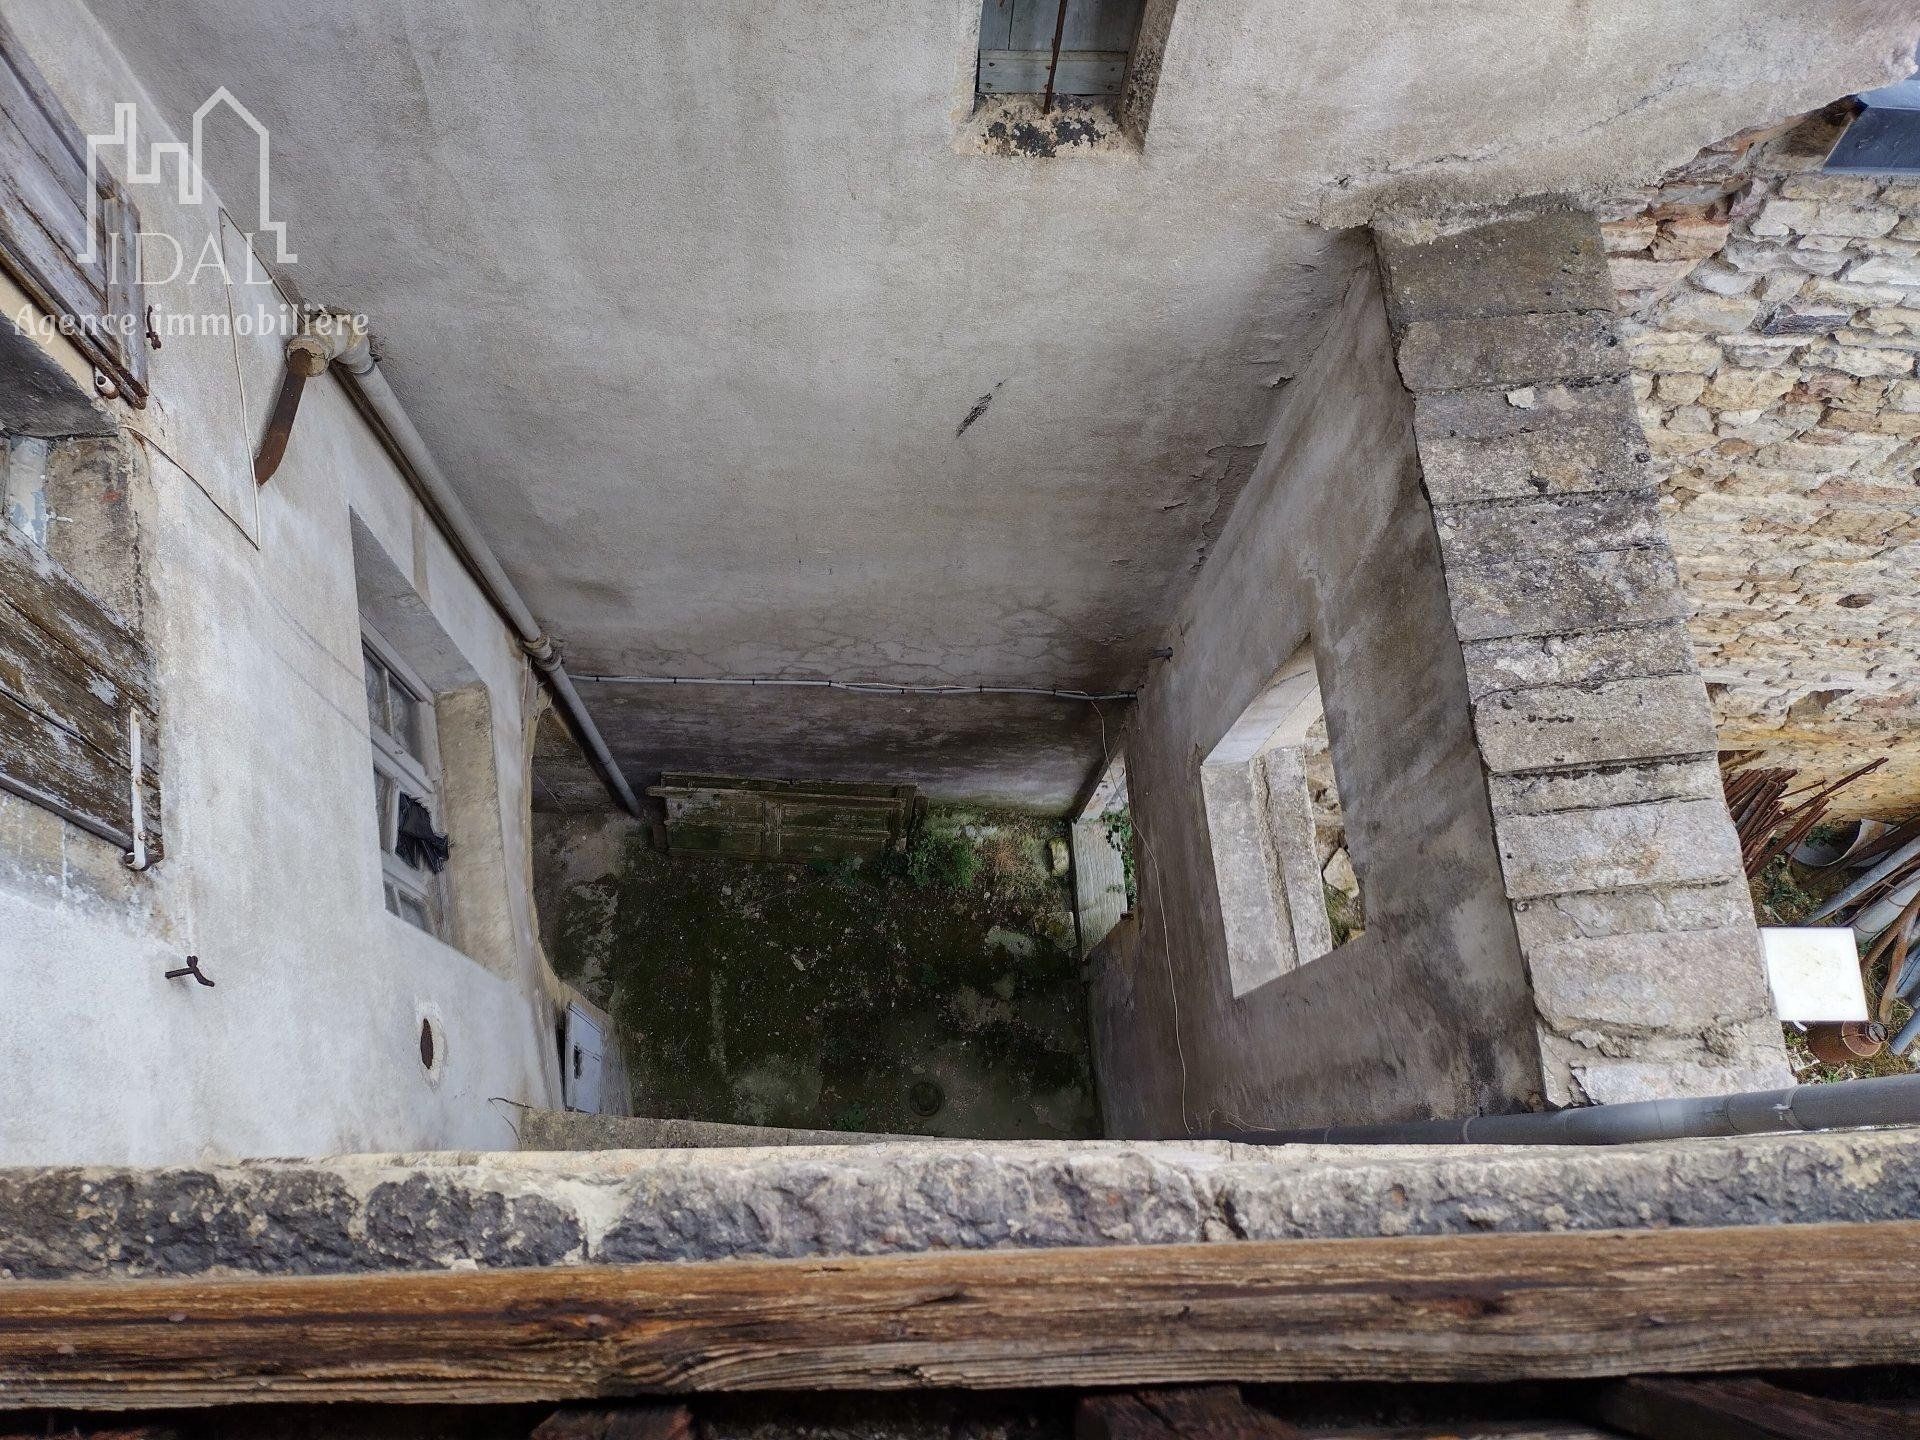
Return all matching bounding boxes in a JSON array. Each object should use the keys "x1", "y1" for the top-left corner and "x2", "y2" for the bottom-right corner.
[{"x1": 361, "y1": 622, "x2": 447, "y2": 937}]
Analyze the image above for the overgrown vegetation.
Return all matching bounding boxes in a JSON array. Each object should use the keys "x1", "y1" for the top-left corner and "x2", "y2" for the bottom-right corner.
[
  {"x1": 1750, "y1": 853, "x2": 1828, "y2": 927},
  {"x1": 1102, "y1": 807, "x2": 1137, "y2": 908},
  {"x1": 1324, "y1": 883, "x2": 1362, "y2": 947},
  {"x1": 893, "y1": 819, "x2": 981, "y2": 890},
  {"x1": 551, "y1": 805, "x2": 1096, "y2": 1138}
]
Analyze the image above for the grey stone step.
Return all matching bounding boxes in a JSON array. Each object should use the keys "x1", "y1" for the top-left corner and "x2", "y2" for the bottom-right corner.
[{"x1": 516, "y1": 1110, "x2": 914, "y2": 1151}]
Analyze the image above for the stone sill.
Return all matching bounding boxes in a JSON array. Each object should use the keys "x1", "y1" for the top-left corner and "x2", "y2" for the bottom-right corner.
[
  {"x1": 2, "y1": 1129, "x2": 1914, "y2": 1280},
  {"x1": 958, "y1": 95, "x2": 1142, "y2": 160}
]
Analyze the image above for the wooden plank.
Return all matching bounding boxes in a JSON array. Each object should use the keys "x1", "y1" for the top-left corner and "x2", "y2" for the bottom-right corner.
[
  {"x1": 978, "y1": 51, "x2": 1129, "y2": 95},
  {"x1": 0, "y1": 106, "x2": 94, "y2": 277},
  {"x1": 0, "y1": 531, "x2": 150, "y2": 695},
  {"x1": 103, "y1": 183, "x2": 148, "y2": 402},
  {"x1": 1078, "y1": 1387, "x2": 1303, "y2": 1440},
  {"x1": 0, "y1": 11, "x2": 147, "y2": 404},
  {"x1": 978, "y1": 0, "x2": 1016, "y2": 51},
  {"x1": 1593, "y1": 1376, "x2": 1920, "y2": 1440},
  {"x1": 1072, "y1": 0, "x2": 1144, "y2": 51},
  {"x1": 0, "y1": 683, "x2": 130, "y2": 838},
  {"x1": 0, "y1": 528, "x2": 155, "y2": 844},
  {"x1": 0, "y1": 1223, "x2": 1918, "y2": 1409},
  {"x1": 0, "y1": 593, "x2": 153, "y2": 774},
  {"x1": 0, "y1": 55, "x2": 89, "y2": 217},
  {"x1": 1071, "y1": 817, "x2": 1127, "y2": 956},
  {"x1": 0, "y1": 18, "x2": 85, "y2": 171},
  {"x1": 1005, "y1": 0, "x2": 1142, "y2": 52}
]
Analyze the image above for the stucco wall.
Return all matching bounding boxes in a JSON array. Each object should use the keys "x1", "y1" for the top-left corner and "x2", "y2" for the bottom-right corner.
[
  {"x1": 66, "y1": 0, "x2": 1919, "y2": 809},
  {"x1": 1087, "y1": 260, "x2": 1541, "y2": 1138},
  {"x1": 0, "y1": 0, "x2": 563, "y2": 1165}
]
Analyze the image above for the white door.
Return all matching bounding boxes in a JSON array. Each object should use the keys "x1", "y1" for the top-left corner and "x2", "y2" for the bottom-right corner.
[{"x1": 564, "y1": 1004, "x2": 606, "y2": 1113}]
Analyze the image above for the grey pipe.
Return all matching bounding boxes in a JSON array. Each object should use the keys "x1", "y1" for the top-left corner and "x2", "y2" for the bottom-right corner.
[
  {"x1": 1205, "y1": 1072, "x2": 1920, "y2": 1146},
  {"x1": 1808, "y1": 834, "x2": 1920, "y2": 922},
  {"x1": 1892, "y1": 1010, "x2": 1920, "y2": 1057},
  {"x1": 578, "y1": 673, "x2": 1138, "y2": 702},
  {"x1": 316, "y1": 321, "x2": 641, "y2": 818}
]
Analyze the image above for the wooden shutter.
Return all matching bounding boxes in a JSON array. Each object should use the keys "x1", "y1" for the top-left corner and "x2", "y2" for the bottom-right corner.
[
  {"x1": 0, "y1": 14, "x2": 148, "y2": 407},
  {"x1": 977, "y1": 0, "x2": 1144, "y2": 96},
  {"x1": 0, "y1": 530, "x2": 159, "y2": 853}
]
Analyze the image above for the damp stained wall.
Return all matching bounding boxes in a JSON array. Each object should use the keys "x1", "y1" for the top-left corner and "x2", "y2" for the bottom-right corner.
[{"x1": 532, "y1": 807, "x2": 1098, "y2": 1139}]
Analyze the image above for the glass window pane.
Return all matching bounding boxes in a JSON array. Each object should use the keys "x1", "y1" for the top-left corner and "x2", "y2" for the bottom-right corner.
[
  {"x1": 363, "y1": 649, "x2": 388, "y2": 733},
  {"x1": 373, "y1": 769, "x2": 396, "y2": 851},
  {"x1": 389, "y1": 684, "x2": 423, "y2": 760},
  {"x1": 395, "y1": 891, "x2": 431, "y2": 932}
]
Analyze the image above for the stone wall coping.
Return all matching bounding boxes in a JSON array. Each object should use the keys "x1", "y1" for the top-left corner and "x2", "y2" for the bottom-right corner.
[{"x1": 1, "y1": 1131, "x2": 1914, "y2": 1280}]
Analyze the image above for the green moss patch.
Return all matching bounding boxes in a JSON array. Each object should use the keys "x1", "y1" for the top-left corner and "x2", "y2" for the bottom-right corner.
[{"x1": 551, "y1": 805, "x2": 1098, "y2": 1138}]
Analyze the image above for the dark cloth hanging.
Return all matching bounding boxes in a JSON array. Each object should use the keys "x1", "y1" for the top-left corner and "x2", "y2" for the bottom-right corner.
[{"x1": 396, "y1": 793, "x2": 451, "y2": 874}]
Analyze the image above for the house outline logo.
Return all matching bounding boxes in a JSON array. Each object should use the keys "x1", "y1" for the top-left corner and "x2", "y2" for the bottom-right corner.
[{"x1": 81, "y1": 87, "x2": 294, "y2": 265}]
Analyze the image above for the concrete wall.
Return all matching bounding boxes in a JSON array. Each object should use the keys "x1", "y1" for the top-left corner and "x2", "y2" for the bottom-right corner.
[
  {"x1": 0, "y1": 0, "x2": 567, "y2": 1165},
  {"x1": 1091, "y1": 210, "x2": 1792, "y2": 1137},
  {"x1": 1088, "y1": 259, "x2": 1543, "y2": 1136},
  {"x1": 69, "y1": 0, "x2": 1919, "y2": 810}
]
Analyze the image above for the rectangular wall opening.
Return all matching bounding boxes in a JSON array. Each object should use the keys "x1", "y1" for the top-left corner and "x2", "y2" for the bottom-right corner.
[
  {"x1": 1070, "y1": 750, "x2": 1133, "y2": 958},
  {"x1": 531, "y1": 764, "x2": 1108, "y2": 1141},
  {"x1": 976, "y1": 0, "x2": 1145, "y2": 101},
  {"x1": 1201, "y1": 641, "x2": 1366, "y2": 997},
  {"x1": 965, "y1": 0, "x2": 1176, "y2": 154}
]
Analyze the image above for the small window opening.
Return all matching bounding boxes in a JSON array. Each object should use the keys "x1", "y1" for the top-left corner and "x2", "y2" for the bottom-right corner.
[
  {"x1": 967, "y1": 0, "x2": 1174, "y2": 154},
  {"x1": 976, "y1": 0, "x2": 1145, "y2": 102},
  {"x1": 1071, "y1": 750, "x2": 1134, "y2": 957},
  {"x1": 419, "y1": 1016, "x2": 436, "y2": 1070},
  {"x1": 363, "y1": 624, "x2": 452, "y2": 937},
  {"x1": 1201, "y1": 641, "x2": 1365, "y2": 997}
]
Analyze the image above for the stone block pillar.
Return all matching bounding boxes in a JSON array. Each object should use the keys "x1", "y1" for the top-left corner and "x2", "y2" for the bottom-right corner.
[{"x1": 1374, "y1": 209, "x2": 1791, "y2": 1106}]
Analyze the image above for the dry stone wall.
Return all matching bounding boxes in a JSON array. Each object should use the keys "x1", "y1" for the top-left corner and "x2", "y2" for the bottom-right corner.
[{"x1": 1606, "y1": 106, "x2": 1920, "y2": 816}]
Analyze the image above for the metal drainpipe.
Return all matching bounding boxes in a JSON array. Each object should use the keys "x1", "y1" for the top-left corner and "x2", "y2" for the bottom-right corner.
[
  {"x1": 1199, "y1": 1072, "x2": 1920, "y2": 1146},
  {"x1": 283, "y1": 313, "x2": 642, "y2": 818}
]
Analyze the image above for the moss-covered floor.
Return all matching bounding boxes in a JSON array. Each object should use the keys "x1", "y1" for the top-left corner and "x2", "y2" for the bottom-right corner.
[{"x1": 540, "y1": 807, "x2": 1100, "y2": 1139}]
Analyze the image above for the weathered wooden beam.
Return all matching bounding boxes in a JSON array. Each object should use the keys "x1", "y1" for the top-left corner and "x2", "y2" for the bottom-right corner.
[
  {"x1": 1594, "y1": 1376, "x2": 1920, "y2": 1440},
  {"x1": 0, "y1": 1222, "x2": 1915, "y2": 1410}
]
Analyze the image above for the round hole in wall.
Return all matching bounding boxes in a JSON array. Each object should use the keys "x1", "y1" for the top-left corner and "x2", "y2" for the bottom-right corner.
[
  {"x1": 906, "y1": 1076, "x2": 944, "y2": 1119},
  {"x1": 415, "y1": 1002, "x2": 449, "y2": 1087}
]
